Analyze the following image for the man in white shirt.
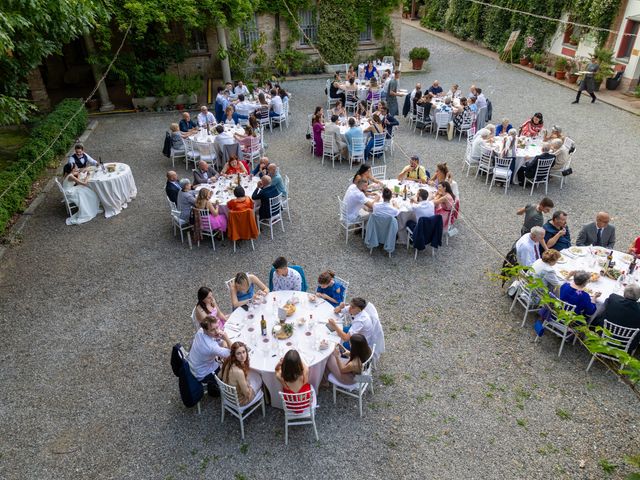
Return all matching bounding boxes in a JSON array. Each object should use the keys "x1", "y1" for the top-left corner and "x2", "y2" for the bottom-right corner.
[
  {"x1": 269, "y1": 88, "x2": 283, "y2": 118},
  {"x1": 372, "y1": 187, "x2": 399, "y2": 218},
  {"x1": 475, "y1": 87, "x2": 487, "y2": 109},
  {"x1": 234, "y1": 94, "x2": 253, "y2": 120},
  {"x1": 470, "y1": 128, "x2": 490, "y2": 161},
  {"x1": 324, "y1": 114, "x2": 347, "y2": 159},
  {"x1": 410, "y1": 83, "x2": 422, "y2": 102},
  {"x1": 411, "y1": 188, "x2": 435, "y2": 220},
  {"x1": 271, "y1": 256, "x2": 302, "y2": 291},
  {"x1": 68, "y1": 144, "x2": 97, "y2": 168},
  {"x1": 197, "y1": 106, "x2": 215, "y2": 126},
  {"x1": 234, "y1": 81, "x2": 250, "y2": 97},
  {"x1": 188, "y1": 317, "x2": 231, "y2": 395},
  {"x1": 213, "y1": 124, "x2": 236, "y2": 147},
  {"x1": 515, "y1": 226, "x2": 545, "y2": 267},
  {"x1": 344, "y1": 179, "x2": 378, "y2": 223},
  {"x1": 328, "y1": 297, "x2": 375, "y2": 347}
]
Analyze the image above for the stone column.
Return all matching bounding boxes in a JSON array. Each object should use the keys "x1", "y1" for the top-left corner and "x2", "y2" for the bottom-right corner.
[
  {"x1": 27, "y1": 68, "x2": 51, "y2": 112},
  {"x1": 83, "y1": 33, "x2": 114, "y2": 112},
  {"x1": 216, "y1": 25, "x2": 232, "y2": 83}
]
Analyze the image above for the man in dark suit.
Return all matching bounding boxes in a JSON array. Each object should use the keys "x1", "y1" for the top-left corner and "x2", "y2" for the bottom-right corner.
[
  {"x1": 516, "y1": 143, "x2": 555, "y2": 185},
  {"x1": 576, "y1": 212, "x2": 616, "y2": 248},
  {"x1": 251, "y1": 175, "x2": 280, "y2": 220},
  {"x1": 193, "y1": 160, "x2": 218, "y2": 185},
  {"x1": 592, "y1": 285, "x2": 640, "y2": 351},
  {"x1": 165, "y1": 170, "x2": 181, "y2": 204}
]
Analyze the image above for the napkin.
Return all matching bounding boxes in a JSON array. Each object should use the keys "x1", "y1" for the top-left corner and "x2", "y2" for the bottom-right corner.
[{"x1": 226, "y1": 324, "x2": 242, "y2": 332}]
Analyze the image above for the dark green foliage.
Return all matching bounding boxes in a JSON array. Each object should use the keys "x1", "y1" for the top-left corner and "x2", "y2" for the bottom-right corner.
[{"x1": 0, "y1": 99, "x2": 87, "y2": 234}]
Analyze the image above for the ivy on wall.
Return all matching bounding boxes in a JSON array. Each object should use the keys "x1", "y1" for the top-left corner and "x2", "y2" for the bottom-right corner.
[{"x1": 420, "y1": 0, "x2": 621, "y2": 57}]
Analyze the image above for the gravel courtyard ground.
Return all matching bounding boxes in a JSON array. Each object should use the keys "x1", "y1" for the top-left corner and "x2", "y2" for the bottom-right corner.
[{"x1": 1, "y1": 23, "x2": 639, "y2": 480}]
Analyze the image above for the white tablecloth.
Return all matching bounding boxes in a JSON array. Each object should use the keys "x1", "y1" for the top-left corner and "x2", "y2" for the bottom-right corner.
[
  {"x1": 224, "y1": 291, "x2": 342, "y2": 408},
  {"x1": 194, "y1": 175, "x2": 260, "y2": 214},
  {"x1": 87, "y1": 163, "x2": 137, "y2": 218},
  {"x1": 358, "y1": 62, "x2": 394, "y2": 78},
  {"x1": 189, "y1": 124, "x2": 245, "y2": 144},
  {"x1": 377, "y1": 180, "x2": 437, "y2": 244},
  {"x1": 552, "y1": 247, "x2": 639, "y2": 305},
  {"x1": 487, "y1": 137, "x2": 543, "y2": 174}
]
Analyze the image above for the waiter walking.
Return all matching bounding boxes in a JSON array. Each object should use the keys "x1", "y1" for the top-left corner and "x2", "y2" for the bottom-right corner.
[{"x1": 572, "y1": 56, "x2": 599, "y2": 104}]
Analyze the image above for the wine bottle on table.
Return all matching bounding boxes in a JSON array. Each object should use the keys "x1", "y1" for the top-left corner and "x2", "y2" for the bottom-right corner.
[
  {"x1": 629, "y1": 255, "x2": 637, "y2": 275},
  {"x1": 260, "y1": 315, "x2": 267, "y2": 336}
]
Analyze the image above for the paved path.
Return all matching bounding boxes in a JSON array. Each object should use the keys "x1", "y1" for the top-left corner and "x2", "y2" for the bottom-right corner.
[{"x1": 1, "y1": 24, "x2": 640, "y2": 479}]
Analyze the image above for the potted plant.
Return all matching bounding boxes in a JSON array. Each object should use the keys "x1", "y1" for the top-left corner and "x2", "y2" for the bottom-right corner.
[
  {"x1": 409, "y1": 47, "x2": 430, "y2": 70},
  {"x1": 531, "y1": 53, "x2": 545, "y2": 71},
  {"x1": 593, "y1": 47, "x2": 614, "y2": 91},
  {"x1": 567, "y1": 60, "x2": 579, "y2": 84},
  {"x1": 554, "y1": 57, "x2": 568, "y2": 80}
]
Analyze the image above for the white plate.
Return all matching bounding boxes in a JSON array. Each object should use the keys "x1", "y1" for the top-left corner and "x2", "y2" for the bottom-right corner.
[{"x1": 569, "y1": 247, "x2": 586, "y2": 257}]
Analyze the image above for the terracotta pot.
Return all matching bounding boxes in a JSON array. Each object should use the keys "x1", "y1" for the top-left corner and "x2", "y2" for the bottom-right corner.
[
  {"x1": 412, "y1": 59, "x2": 425, "y2": 70},
  {"x1": 555, "y1": 71, "x2": 566, "y2": 80},
  {"x1": 567, "y1": 74, "x2": 578, "y2": 84},
  {"x1": 519, "y1": 58, "x2": 529, "y2": 66}
]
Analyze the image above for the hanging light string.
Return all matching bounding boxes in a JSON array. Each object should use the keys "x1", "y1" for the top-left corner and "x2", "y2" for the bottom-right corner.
[{"x1": 0, "y1": 21, "x2": 133, "y2": 202}]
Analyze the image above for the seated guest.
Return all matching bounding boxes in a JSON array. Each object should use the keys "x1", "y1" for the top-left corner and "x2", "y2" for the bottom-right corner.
[
  {"x1": 324, "y1": 114, "x2": 348, "y2": 159},
  {"x1": 447, "y1": 84, "x2": 461, "y2": 99},
  {"x1": 269, "y1": 88, "x2": 283, "y2": 119},
  {"x1": 194, "y1": 286, "x2": 227, "y2": 329},
  {"x1": 516, "y1": 143, "x2": 555, "y2": 185},
  {"x1": 355, "y1": 100, "x2": 369, "y2": 118},
  {"x1": 352, "y1": 164, "x2": 382, "y2": 186},
  {"x1": 379, "y1": 104, "x2": 399, "y2": 138},
  {"x1": 432, "y1": 181, "x2": 457, "y2": 226},
  {"x1": 544, "y1": 125, "x2": 564, "y2": 142},
  {"x1": 195, "y1": 188, "x2": 227, "y2": 233},
  {"x1": 67, "y1": 143, "x2": 98, "y2": 169},
  {"x1": 176, "y1": 178, "x2": 196, "y2": 222},
  {"x1": 169, "y1": 125, "x2": 186, "y2": 157},
  {"x1": 230, "y1": 272, "x2": 269, "y2": 310},
  {"x1": 197, "y1": 105, "x2": 215, "y2": 126},
  {"x1": 372, "y1": 187, "x2": 399, "y2": 218},
  {"x1": 544, "y1": 210, "x2": 571, "y2": 251},
  {"x1": 517, "y1": 197, "x2": 554, "y2": 235},
  {"x1": 470, "y1": 129, "x2": 490, "y2": 161},
  {"x1": 468, "y1": 96, "x2": 478, "y2": 114},
  {"x1": 344, "y1": 117, "x2": 364, "y2": 156},
  {"x1": 406, "y1": 188, "x2": 435, "y2": 232},
  {"x1": 324, "y1": 334, "x2": 371, "y2": 386},
  {"x1": 188, "y1": 315, "x2": 231, "y2": 396},
  {"x1": 591, "y1": 285, "x2": 640, "y2": 351},
  {"x1": 252, "y1": 175, "x2": 280, "y2": 220},
  {"x1": 316, "y1": 271, "x2": 346, "y2": 306},
  {"x1": 252, "y1": 156, "x2": 270, "y2": 177},
  {"x1": 500, "y1": 128, "x2": 518, "y2": 159},
  {"x1": 221, "y1": 155, "x2": 248, "y2": 176},
  {"x1": 312, "y1": 113, "x2": 325, "y2": 157},
  {"x1": 410, "y1": 83, "x2": 422, "y2": 103},
  {"x1": 179, "y1": 112, "x2": 198, "y2": 135},
  {"x1": 629, "y1": 236, "x2": 640, "y2": 255},
  {"x1": 495, "y1": 118, "x2": 513, "y2": 136},
  {"x1": 193, "y1": 160, "x2": 218, "y2": 185},
  {"x1": 363, "y1": 60, "x2": 377, "y2": 80},
  {"x1": 453, "y1": 96, "x2": 469, "y2": 118},
  {"x1": 220, "y1": 341, "x2": 263, "y2": 406},
  {"x1": 515, "y1": 226, "x2": 545, "y2": 267},
  {"x1": 559, "y1": 271, "x2": 599, "y2": 316},
  {"x1": 576, "y1": 212, "x2": 616, "y2": 248},
  {"x1": 346, "y1": 64, "x2": 357, "y2": 81},
  {"x1": 275, "y1": 350, "x2": 312, "y2": 409},
  {"x1": 532, "y1": 249, "x2": 566, "y2": 290},
  {"x1": 223, "y1": 105, "x2": 237, "y2": 125},
  {"x1": 328, "y1": 297, "x2": 374, "y2": 346},
  {"x1": 366, "y1": 77, "x2": 380, "y2": 102},
  {"x1": 519, "y1": 112, "x2": 544, "y2": 137},
  {"x1": 213, "y1": 124, "x2": 236, "y2": 148},
  {"x1": 429, "y1": 162, "x2": 452, "y2": 188},
  {"x1": 398, "y1": 155, "x2": 429, "y2": 183},
  {"x1": 271, "y1": 256, "x2": 302, "y2": 291},
  {"x1": 268, "y1": 163, "x2": 286, "y2": 197},
  {"x1": 475, "y1": 88, "x2": 487, "y2": 109},
  {"x1": 234, "y1": 124, "x2": 257, "y2": 152},
  {"x1": 331, "y1": 100, "x2": 346, "y2": 119},
  {"x1": 61, "y1": 163, "x2": 101, "y2": 225},
  {"x1": 437, "y1": 97, "x2": 453, "y2": 113},
  {"x1": 227, "y1": 186, "x2": 254, "y2": 212},
  {"x1": 344, "y1": 179, "x2": 379, "y2": 223},
  {"x1": 234, "y1": 81, "x2": 250, "y2": 97},
  {"x1": 343, "y1": 77, "x2": 357, "y2": 96},
  {"x1": 329, "y1": 72, "x2": 346, "y2": 105},
  {"x1": 165, "y1": 170, "x2": 181, "y2": 204},
  {"x1": 428, "y1": 80, "x2": 444, "y2": 96},
  {"x1": 363, "y1": 113, "x2": 385, "y2": 158},
  {"x1": 549, "y1": 138, "x2": 570, "y2": 172},
  {"x1": 234, "y1": 94, "x2": 251, "y2": 120},
  {"x1": 257, "y1": 92, "x2": 269, "y2": 108}
]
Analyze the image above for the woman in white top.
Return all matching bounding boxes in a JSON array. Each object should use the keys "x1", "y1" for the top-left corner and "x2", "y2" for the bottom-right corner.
[
  {"x1": 61, "y1": 163, "x2": 101, "y2": 225},
  {"x1": 447, "y1": 84, "x2": 461, "y2": 99},
  {"x1": 531, "y1": 248, "x2": 567, "y2": 291}
]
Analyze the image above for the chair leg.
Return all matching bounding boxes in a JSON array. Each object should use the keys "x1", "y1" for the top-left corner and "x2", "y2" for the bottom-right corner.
[
  {"x1": 586, "y1": 355, "x2": 596, "y2": 371},
  {"x1": 359, "y1": 395, "x2": 363, "y2": 417},
  {"x1": 240, "y1": 417, "x2": 245, "y2": 440},
  {"x1": 221, "y1": 404, "x2": 225, "y2": 423},
  {"x1": 250, "y1": 239, "x2": 255, "y2": 251},
  {"x1": 280, "y1": 219, "x2": 285, "y2": 233},
  {"x1": 284, "y1": 420, "x2": 289, "y2": 445},
  {"x1": 270, "y1": 223, "x2": 274, "y2": 240},
  {"x1": 187, "y1": 232, "x2": 192, "y2": 250},
  {"x1": 197, "y1": 401, "x2": 201, "y2": 414},
  {"x1": 312, "y1": 417, "x2": 319, "y2": 441},
  {"x1": 261, "y1": 396, "x2": 266, "y2": 416},
  {"x1": 332, "y1": 384, "x2": 337, "y2": 404},
  {"x1": 233, "y1": 240, "x2": 237, "y2": 253}
]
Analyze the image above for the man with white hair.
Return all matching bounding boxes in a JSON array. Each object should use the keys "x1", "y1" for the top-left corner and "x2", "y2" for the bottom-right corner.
[
  {"x1": 197, "y1": 106, "x2": 215, "y2": 126},
  {"x1": 592, "y1": 284, "x2": 640, "y2": 350},
  {"x1": 576, "y1": 212, "x2": 616, "y2": 248},
  {"x1": 176, "y1": 178, "x2": 196, "y2": 222},
  {"x1": 428, "y1": 80, "x2": 443, "y2": 97},
  {"x1": 470, "y1": 128, "x2": 491, "y2": 161},
  {"x1": 267, "y1": 163, "x2": 287, "y2": 198},
  {"x1": 515, "y1": 226, "x2": 545, "y2": 266},
  {"x1": 549, "y1": 138, "x2": 570, "y2": 172},
  {"x1": 193, "y1": 160, "x2": 218, "y2": 185},
  {"x1": 516, "y1": 142, "x2": 555, "y2": 185}
]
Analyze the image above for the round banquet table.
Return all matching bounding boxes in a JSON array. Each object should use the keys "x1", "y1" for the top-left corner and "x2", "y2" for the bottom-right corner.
[
  {"x1": 377, "y1": 179, "x2": 437, "y2": 245},
  {"x1": 224, "y1": 290, "x2": 343, "y2": 408},
  {"x1": 189, "y1": 124, "x2": 245, "y2": 144},
  {"x1": 552, "y1": 247, "x2": 640, "y2": 311},
  {"x1": 87, "y1": 163, "x2": 137, "y2": 218},
  {"x1": 358, "y1": 62, "x2": 394, "y2": 78},
  {"x1": 194, "y1": 175, "x2": 260, "y2": 214},
  {"x1": 487, "y1": 136, "x2": 543, "y2": 176},
  {"x1": 339, "y1": 118, "x2": 370, "y2": 135}
]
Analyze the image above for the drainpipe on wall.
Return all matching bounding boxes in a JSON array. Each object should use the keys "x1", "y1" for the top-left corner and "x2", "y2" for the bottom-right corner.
[
  {"x1": 83, "y1": 33, "x2": 114, "y2": 112},
  {"x1": 216, "y1": 25, "x2": 232, "y2": 84}
]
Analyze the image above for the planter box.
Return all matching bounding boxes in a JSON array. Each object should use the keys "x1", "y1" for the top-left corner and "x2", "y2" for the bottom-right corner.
[
  {"x1": 412, "y1": 59, "x2": 425, "y2": 70},
  {"x1": 324, "y1": 63, "x2": 349, "y2": 74},
  {"x1": 567, "y1": 74, "x2": 579, "y2": 84},
  {"x1": 519, "y1": 58, "x2": 529, "y2": 66},
  {"x1": 555, "y1": 71, "x2": 566, "y2": 80}
]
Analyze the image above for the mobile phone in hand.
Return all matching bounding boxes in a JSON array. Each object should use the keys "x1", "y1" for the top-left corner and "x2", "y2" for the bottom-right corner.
[{"x1": 326, "y1": 323, "x2": 336, "y2": 333}]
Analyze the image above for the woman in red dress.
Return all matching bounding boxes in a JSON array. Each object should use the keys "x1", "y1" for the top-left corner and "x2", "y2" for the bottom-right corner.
[
  {"x1": 629, "y1": 237, "x2": 640, "y2": 255},
  {"x1": 221, "y1": 155, "x2": 248, "y2": 176},
  {"x1": 519, "y1": 112, "x2": 544, "y2": 137},
  {"x1": 276, "y1": 350, "x2": 312, "y2": 413}
]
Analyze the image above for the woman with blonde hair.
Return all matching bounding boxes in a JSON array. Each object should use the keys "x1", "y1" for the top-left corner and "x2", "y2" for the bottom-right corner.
[
  {"x1": 195, "y1": 188, "x2": 227, "y2": 233},
  {"x1": 531, "y1": 249, "x2": 566, "y2": 291},
  {"x1": 220, "y1": 341, "x2": 263, "y2": 405}
]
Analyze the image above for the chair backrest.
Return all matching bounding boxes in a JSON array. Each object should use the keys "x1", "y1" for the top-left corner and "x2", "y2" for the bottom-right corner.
[
  {"x1": 283, "y1": 174, "x2": 290, "y2": 196},
  {"x1": 196, "y1": 141, "x2": 215, "y2": 157},
  {"x1": 534, "y1": 157, "x2": 555, "y2": 179},
  {"x1": 269, "y1": 193, "x2": 283, "y2": 217},
  {"x1": 196, "y1": 208, "x2": 214, "y2": 232},
  {"x1": 337, "y1": 195, "x2": 348, "y2": 221},
  {"x1": 191, "y1": 306, "x2": 199, "y2": 330},
  {"x1": 479, "y1": 146, "x2": 493, "y2": 165},
  {"x1": 227, "y1": 207, "x2": 259, "y2": 241},
  {"x1": 321, "y1": 133, "x2": 335, "y2": 153},
  {"x1": 563, "y1": 137, "x2": 575, "y2": 151},
  {"x1": 351, "y1": 137, "x2": 365, "y2": 155},
  {"x1": 334, "y1": 275, "x2": 349, "y2": 302},
  {"x1": 346, "y1": 91, "x2": 358, "y2": 105},
  {"x1": 215, "y1": 375, "x2": 242, "y2": 410},
  {"x1": 280, "y1": 387, "x2": 314, "y2": 416},
  {"x1": 372, "y1": 132, "x2": 385, "y2": 150},
  {"x1": 225, "y1": 278, "x2": 234, "y2": 291},
  {"x1": 460, "y1": 111, "x2": 473, "y2": 128},
  {"x1": 371, "y1": 165, "x2": 386, "y2": 180},
  {"x1": 269, "y1": 264, "x2": 307, "y2": 292},
  {"x1": 493, "y1": 155, "x2": 512, "y2": 169},
  {"x1": 256, "y1": 107, "x2": 270, "y2": 124},
  {"x1": 549, "y1": 297, "x2": 576, "y2": 322},
  {"x1": 382, "y1": 56, "x2": 395, "y2": 65},
  {"x1": 435, "y1": 111, "x2": 450, "y2": 126},
  {"x1": 55, "y1": 178, "x2": 74, "y2": 214},
  {"x1": 601, "y1": 319, "x2": 640, "y2": 353},
  {"x1": 416, "y1": 105, "x2": 425, "y2": 120}
]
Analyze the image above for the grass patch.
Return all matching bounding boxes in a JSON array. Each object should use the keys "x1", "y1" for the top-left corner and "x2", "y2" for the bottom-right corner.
[
  {"x1": 0, "y1": 127, "x2": 30, "y2": 172},
  {"x1": 240, "y1": 443, "x2": 249, "y2": 454},
  {"x1": 417, "y1": 393, "x2": 433, "y2": 403},
  {"x1": 599, "y1": 459, "x2": 617, "y2": 475},
  {"x1": 555, "y1": 408, "x2": 571, "y2": 420},
  {"x1": 516, "y1": 418, "x2": 527, "y2": 428},
  {"x1": 379, "y1": 373, "x2": 395, "y2": 386},
  {"x1": 200, "y1": 456, "x2": 210, "y2": 472},
  {"x1": 235, "y1": 474, "x2": 248, "y2": 480}
]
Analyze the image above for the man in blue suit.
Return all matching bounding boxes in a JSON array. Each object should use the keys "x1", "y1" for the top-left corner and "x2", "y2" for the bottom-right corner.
[
  {"x1": 251, "y1": 175, "x2": 280, "y2": 220},
  {"x1": 165, "y1": 170, "x2": 181, "y2": 204}
]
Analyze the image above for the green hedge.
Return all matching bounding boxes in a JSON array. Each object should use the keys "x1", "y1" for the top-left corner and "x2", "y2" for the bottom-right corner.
[{"x1": 0, "y1": 99, "x2": 88, "y2": 234}]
